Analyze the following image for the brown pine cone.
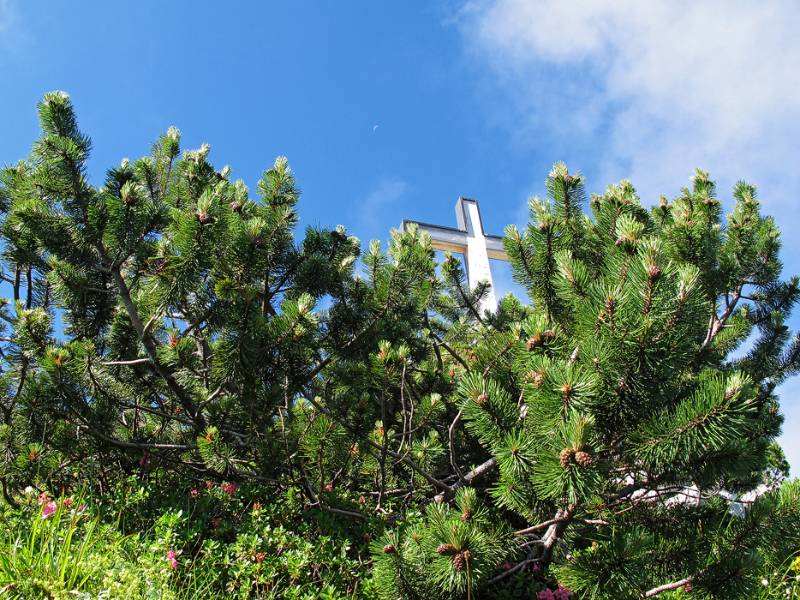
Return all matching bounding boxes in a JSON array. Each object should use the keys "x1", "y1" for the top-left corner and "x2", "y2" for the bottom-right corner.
[
  {"x1": 461, "y1": 509, "x2": 473, "y2": 522},
  {"x1": 383, "y1": 544, "x2": 396, "y2": 554},
  {"x1": 197, "y1": 211, "x2": 212, "y2": 224},
  {"x1": 526, "y1": 370, "x2": 546, "y2": 387},
  {"x1": 436, "y1": 543, "x2": 457, "y2": 555},
  {"x1": 476, "y1": 392, "x2": 489, "y2": 406},
  {"x1": 559, "y1": 448, "x2": 574, "y2": 469},
  {"x1": 229, "y1": 200, "x2": 243, "y2": 212},
  {"x1": 453, "y1": 550, "x2": 472, "y2": 571},
  {"x1": 647, "y1": 264, "x2": 662, "y2": 279},
  {"x1": 574, "y1": 450, "x2": 593, "y2": 467},
  {"x1": 526, "y1": 334, "x2": 543, "y2": 351}
]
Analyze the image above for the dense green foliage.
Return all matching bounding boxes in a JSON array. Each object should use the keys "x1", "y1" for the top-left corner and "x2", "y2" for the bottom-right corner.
[{"x1": 0, "y1": 93, "x2": 798, "y2": 599}]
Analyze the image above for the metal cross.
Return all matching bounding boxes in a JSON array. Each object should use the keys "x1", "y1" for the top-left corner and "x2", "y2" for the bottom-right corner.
[{"x1": 403, "y1": 197, "x2": 509, "y2": 313}]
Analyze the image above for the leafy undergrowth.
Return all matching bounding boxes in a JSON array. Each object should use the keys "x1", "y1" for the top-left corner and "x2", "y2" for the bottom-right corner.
[{"x1": 0, "y1": 479, "x2": 378, "y2": 599}]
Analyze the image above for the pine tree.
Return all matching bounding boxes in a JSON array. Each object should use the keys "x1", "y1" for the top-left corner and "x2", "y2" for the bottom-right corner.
[
  {"x1": 0, "y1": 92, "x2": 439, "y2": 505},
  {"x1": 371, "y1": 164, "x2": 800, "y2": 599},
  {"x1": 2, "y1": 94, "x2": 798, "y2": 600}
]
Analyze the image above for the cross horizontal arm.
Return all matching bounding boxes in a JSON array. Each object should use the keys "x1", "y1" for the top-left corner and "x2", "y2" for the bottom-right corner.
[
  {"x1": 402, "y1": 220, "x2": 468, "y2": 254},
  {"x1": 484, "y1": 235, "x2": 508, "y2": 261}
]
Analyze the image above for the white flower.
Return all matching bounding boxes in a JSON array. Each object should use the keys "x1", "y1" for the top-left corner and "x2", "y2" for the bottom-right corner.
[
  {"x1": 761, "y1": 578, "x2": 769, "y2": 586},
  {"x1": 23, "y1": 486, "x2": 34, "y2": 495}
]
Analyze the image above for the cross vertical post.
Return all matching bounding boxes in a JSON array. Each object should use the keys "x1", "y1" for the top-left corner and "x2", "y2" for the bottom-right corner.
[{"x1": 402, "y1": 198, "x2": 508, "y2": 314}]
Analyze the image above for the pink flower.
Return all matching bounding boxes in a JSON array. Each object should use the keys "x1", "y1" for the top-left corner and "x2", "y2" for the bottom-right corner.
[
  {"x1": 166, "y1": 549, "x2": 178, "y2": 570},
  {"x1": 221, "y1": 482, "x2": 238, "y2": 496},
  {"x1": 323, "y1": 483, "x2": 333, "y2": 492},
  {"x1": 41, "y1": 500, "x2": 57, "y2": 519},
  {"x1": 189, "y1": 488, "x2": 200, "y2": 498},
  {"x1": 537, "y1": 590, "x2": 555, "y2": 600},
  {"x1": 37, "y1": 492, "x2": 49, "y2": 505},
  {"x1": 62, "y1": 497, "x2": 73, "y2": 509},
  {"x1": 531, "y1": 561, "x2": 541, "y2": 573},
  {"x1": 554, "y1": 586, "x2": 572, "y2": 600}
]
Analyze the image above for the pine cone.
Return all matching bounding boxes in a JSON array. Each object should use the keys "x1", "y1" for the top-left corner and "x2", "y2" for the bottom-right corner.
[
  {"x1": 574, "y1": 450, "x2": 593, "y2": 467},
  {"x1": 476, "y1": 392, "x2": 489, "y2": 406},
  {"x1": 647, "y1": 264, "x2": 662, "y2": 279},
  {"x1": 197, "y1": 211, "x2": 212, "y2": 224},
  {"x1": 527, "y1": 370, "x2": 546, "y2": 387},
  {"x1": 383, "y1": 544, "x2": 396, "y2": 554},
  {"x1": 526, "y1": 334, "x2": 543, "y2": 351},
  {"x1": 437, "y1": 543, "x2": 457, "y2": 555},
  {"x1": 229, "y1": 200, "x2": 243, "y2": 213},
  {"x1": 461, "y1": 509, "x2": 472, "y2": 522},
  {"x1": 452, "y1": 550, "x2": 471, "y2": 571},
  {"x1": 559, "y1": 448, "x2": 574, "y2": 469},
  {"x1": 452, "y1": 552, "x2": 465, "y2": 571}
]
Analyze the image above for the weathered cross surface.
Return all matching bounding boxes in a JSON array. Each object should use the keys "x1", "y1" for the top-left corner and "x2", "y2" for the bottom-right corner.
[{"x1": 402, "y1": 198, "x2": 509, "y2": 313}]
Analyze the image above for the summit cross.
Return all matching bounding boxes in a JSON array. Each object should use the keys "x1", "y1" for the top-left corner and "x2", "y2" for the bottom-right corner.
[{"x1": 403, "y1": 198, "x2": 509, "y2": 313}]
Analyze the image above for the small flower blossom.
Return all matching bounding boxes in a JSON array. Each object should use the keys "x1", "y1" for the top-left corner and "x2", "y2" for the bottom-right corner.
[
  {"x1": 252, "y1": 501, "x2": 262, "y2": 511},
  {"x1": 205, "y1": 480, "x2": 215, "y2": 490},
  {"x1": 38, "y1": 491, "x2": 49, "y2": 505},
  {"x1": 763, "y1": 579, "x2": 770, "y2": 586},
  {"x1": 41, "y1": 500, "x2": 57, "y2": 519},
  {"x1": 554, "y1": 585, "x2": 572, "y2": 600},
  {"x1": 24, "y1": 486, "x2": 34, "y2": 495},
  {"x1": 537, "y1": 589, "x2": 555, "y2": 600},
  {"x1": 324, "y1": 483, "x2": 333, "y2": 492},
  {"x1": 190, "y1": 488, "x2": 200, "y2": 498},
  {"x1": 253, "y1": 551, "x2": 266, "y2": 563},
  {"x1": 166, "y1": 549, "x2": 178, "y2": 570},
  {"x1": 62, "y1": 497, "x2": 73, "y2": 509},
  {"x1": 531, "y1": 561, "x2": 542, "y2": 573},
  {"x1": 221, "y1": 482, "x2": 238, "y2": 496}
]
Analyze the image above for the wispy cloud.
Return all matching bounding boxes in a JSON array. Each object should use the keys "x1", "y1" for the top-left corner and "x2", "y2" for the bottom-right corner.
[
  {"x1": 357, "y1": 177, "x2": 409, "y2": 241},
  {"x1": 458, "y1": 1, "x2": 800, "y2": 208},
  {"x1": 0, "y1": 0, "x2": 28, "y2": 54},
  {"x1": 456, "y1": 0, "x2": 800, "y2": 469},
  {"x1": 0, "y1": 0, "x2": 16, "y2": 33}
]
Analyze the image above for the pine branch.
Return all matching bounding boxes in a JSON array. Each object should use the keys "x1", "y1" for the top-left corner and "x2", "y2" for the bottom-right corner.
[
  {"x1": 110, "y1": 265, "x2": 206, "y2": 429},
  {"x1": 641, "y1": 577, "x2": 692, "y2": 598}
]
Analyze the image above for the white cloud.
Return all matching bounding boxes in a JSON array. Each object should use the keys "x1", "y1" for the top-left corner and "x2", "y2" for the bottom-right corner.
[
  {"x1": 0, "y1": 0, "x2": 16, "y2": 32},
  {"x1": 457, "y1": 0, "x2": 800, "y2": 469},
  {"x1": 777, "y1": 378, "x2": 800, "y2": 475},
  {"x1": 459, "y1": 0, "x2": 800, "y2": 210},
  {"x1": 356, "y1": 178, "x2": 409, "y2": 240}
]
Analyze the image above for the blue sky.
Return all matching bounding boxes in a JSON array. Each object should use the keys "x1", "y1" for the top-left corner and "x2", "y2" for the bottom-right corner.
[{"x1": 1, "y1": 0, "x2": 798, "y2": 469}]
